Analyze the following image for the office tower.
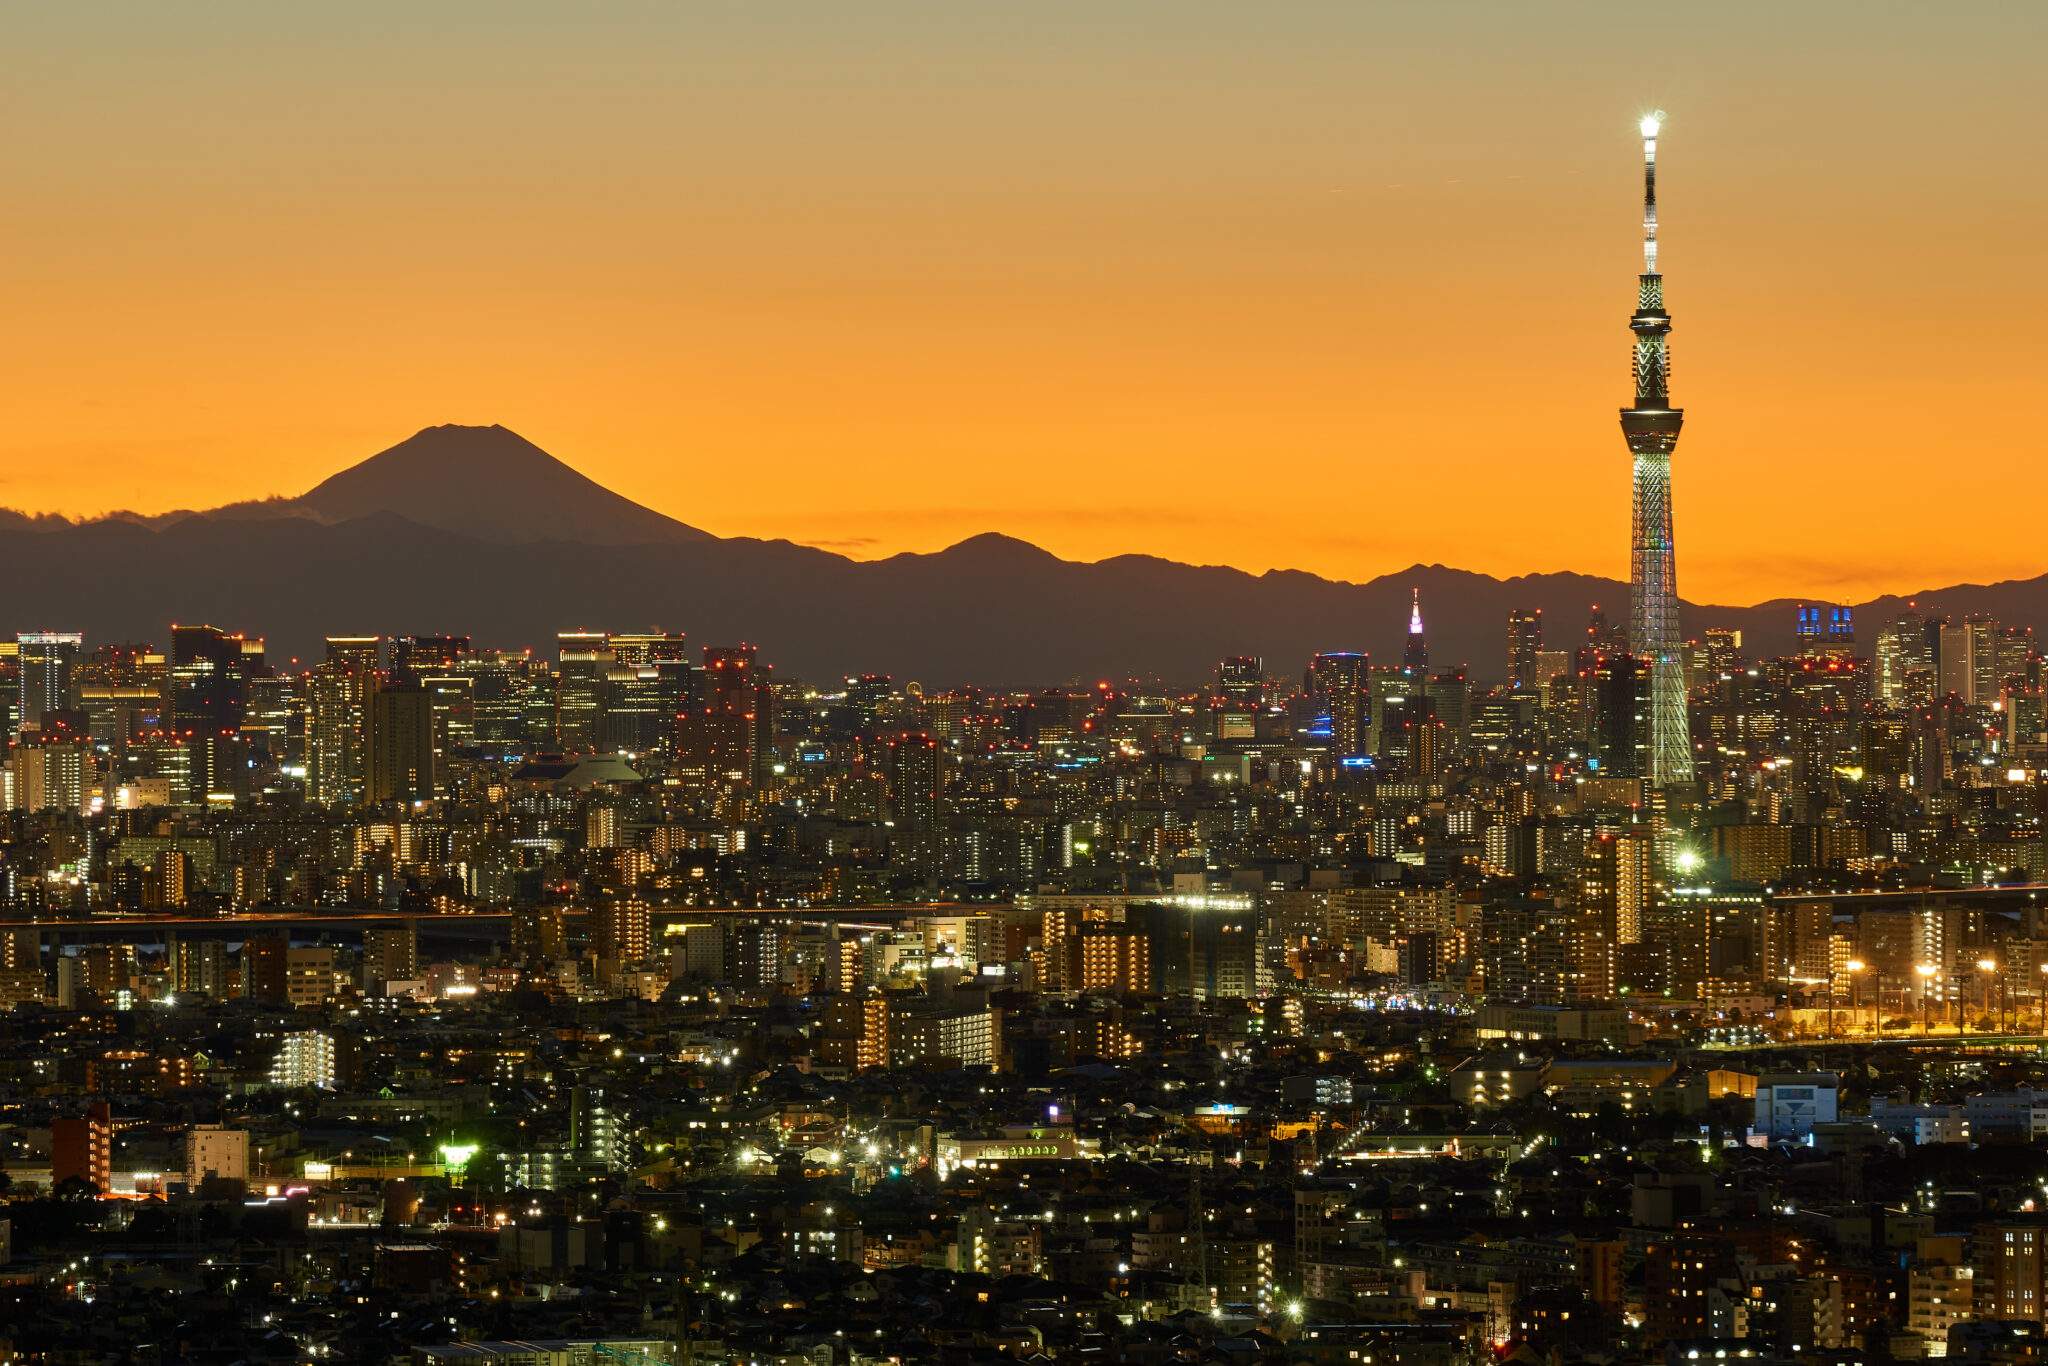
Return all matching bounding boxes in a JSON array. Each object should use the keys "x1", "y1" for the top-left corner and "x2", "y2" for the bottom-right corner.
[
  {"x1": 1425, "y1": 668, "x2": 1470, "y2": 753},
  {"x1": 1368, "y1": 669, "x2": 1412, "y2": 765},
  {"x1": 845, "y1": 674, "x2": 895, "y2": 736},
  {"x1": 16, "y1": 631, "x2": 81, "y2": 732},
  {"x1": 601, "y1": 662, "x2": 683, "y2": 756},
  {"x1": 365, "y1": 682, "x2": 437, "y2": 804},
  {"x1": 1875, "y1": 612, "x2": 1934, "y2": 705},
  {"x1": 284, "y1": 947, "x2": 337, "y2": 1007},
  {"x1": 1939, "y1": 615, "x2": 2002, "y2": 705},
  {"x1": 1700, "y1": 627, "x2": 1742, "y2": 679},
  {"x1": 1402, "y1": 589, "x2": 1428, "y2": 674},
  {"x1": 324, "y1": 634, "x2": 381, "y2": 675},
  {"x1": 388, "y1": 634, "x2": 471, "y2": 682},
  {"x1": 308, "y1": 636, "x2": 379, "y2": 805},
  {"x1": 458, "y1": 648, "x2": 545, "y2": 746},
  {"x1": 1506, "y1": 610, "x2": 1543, "y2": 690},
  {"x1": 1470, "y1": 693, "x2": 1536, "y2": 757},
  {"x1": 419, "y1": 672, "x2": 476, "y2": 756},
  {"x1": 1621, "y1": 113, "x2": 1694, "y2": 788},
  {"x1": 307, "y1": 669, "x2": 360, "y2": 804},
  {"x1": 169, "y1": 624, "x2": 254, "y2": 737},
  {"x1": 601, "y1": 630, "x2": 691, "y2": 756},
  {"x1": 0, "y1": 645, "x2": 16, "y2": 733},
  {"x1": 166, "y1": 634, "x2": 268, "y2": 804},
  {"x1": 1304, "y1": 651, "x2": 1370, "y2": 756},
  {"x1": 676, "y1": 644, "x2": 772, "y2": 797},
  {"x1": 1794, "y1": 604, "x2": 1855, "y2": 657},
  {"x1": 607, "y1": 630, "x2": 690, "y2": 669},
  {"x1": 1217, "y1": 656, "x2": 1263, "y2": 710},
  {"x1": 1585, "y1": 603, "x2": 1627, "y2": 655},
  {"x1": 1592, "y1": 651, "x2": 1649, "y2": 778},
  {"x1": 554, "y1": 631, "x2": 613, "y2": 750},
  {"x1": 888, "y1": 732, "x2": 941, "y2": 832},
  {"x1": 241, "y1": 672, "x2": 296, "y2": 761}
]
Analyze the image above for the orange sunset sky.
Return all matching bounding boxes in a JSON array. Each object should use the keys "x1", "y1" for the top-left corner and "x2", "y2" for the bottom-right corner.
[{"x1": 3, "y1": 2, "x2": 2043, "y2": 604}]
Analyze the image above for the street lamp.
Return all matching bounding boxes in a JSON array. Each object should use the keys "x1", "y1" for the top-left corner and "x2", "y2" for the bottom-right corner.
[
  {"x1": 1845, "y1": 959, "x2": 1867, "y2": 1037},
  {"x1": 2038, "y1": 962, "x2": 2047, "y2": 1037},
  {"x1": 1916, "y1": 963, "x2": 1938, "y2": 1036},
  {"x1": 1977, "y1": 959, "x2": 2001, "y2": 1034}
]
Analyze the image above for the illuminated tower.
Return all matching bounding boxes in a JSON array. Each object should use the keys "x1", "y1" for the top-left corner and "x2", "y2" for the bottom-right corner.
[
  {"x1": 1402, "y1": 588, "x2": 1429, "y2": 675},
  {"x1": 1621, "y1": 112, "x2": 1694, "y2": 787}
]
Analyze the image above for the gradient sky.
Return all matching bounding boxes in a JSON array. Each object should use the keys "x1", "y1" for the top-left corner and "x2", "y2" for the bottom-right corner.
[{"x1": 4, "y1": 2, "x2": 2043, "y2": 603}]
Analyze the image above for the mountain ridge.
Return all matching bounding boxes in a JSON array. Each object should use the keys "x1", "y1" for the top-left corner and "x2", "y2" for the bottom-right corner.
[{"x1": 0, "y1": 424, "x2": 2036, "y2": 682}]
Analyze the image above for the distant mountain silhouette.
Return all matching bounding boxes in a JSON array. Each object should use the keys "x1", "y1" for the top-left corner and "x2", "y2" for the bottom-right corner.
[
  {"x1": 191, "y1": 424, "x2": 711, "y2": 546},
  {"x1": 0, "y1": 424, "x2": 2035, "y2": 682}
]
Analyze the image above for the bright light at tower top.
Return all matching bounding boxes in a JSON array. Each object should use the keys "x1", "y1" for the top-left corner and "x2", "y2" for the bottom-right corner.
[{"x1": 1639, "y1": 111, "x2": 1664, "y2": 139}]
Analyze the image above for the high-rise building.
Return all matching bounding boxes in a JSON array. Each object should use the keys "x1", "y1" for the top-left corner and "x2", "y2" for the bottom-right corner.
[
  {"x1": 419, "y1": 673, "x2": 476, "y2": 756},
  {"x1": 242, "y1": 672, "x2": 297, "y2": 762},
  {"x1": 170, "y1": 936, "x2": 229, "y2": 998},
  {"x1": 1939, "y1": 615, "x2": 2002, "y2": 705},
  {"x1": 888, "y1": 732, "x2": 941, "y2": 833},
  {"x1": 602, "y1": 649, "x2": 691, "y2": 757},
  {"x1": 1506, "y1": 610, "x2": 1543, "y2": 691},
  {"x1": 607, "y1": 630, "x2": 690, "y2": 669},
  {"x1": 1875, "y1": 611, "x2": 1936, "y2": 706},
  {"x1": 675, "y1": 644, "x2": 772, "y2": 798},
  {"x1": 1077, "y1": 924, "x2": 1152, "y2": 993},
  {"x1": 12, "y1": 728, "x2": 91, "y2": 812},
  {"x1": 52, "y1": 1101, "x2": 112, "y2": 1193},
  {"x1": 1592, "y1": 652, "x2": 1650, "y2": 779},
  {"x1": 555, "y1": 631, "x2": 613, "y2": 751},
  {"x1": 1794, "y1": 603, "x2": 1856, "y2": 657},
  {"x1": 1620, "y1": 114, "x2": 1695, "y2": 789},
  {"x1": 1972, "y1": 1221, "x2": 2046, "y2": 1323},
  {"x1": 267, "y1": 1031, "x2": 343, "y2": 1089},
  {"x1": 591, "y1": 895, "x2": 652, "y2": 966},
  {"x1": 1304, "y1": 651, "x2": 1370, "y2": 756},
  {"x1": 388, "y1": 634, "x2": 471, "y2": 682},
  {"x1": 1126, "y1": 901, "x2": 1267, "y2": 1000},
  {"x1": 1402, "y1": 589, "x2": 1429, "y2": 675},
  {"x1": 569, "y1": 1084, "x2": 629, "y2": 1170},
  {"x1": 365, "y1": 682, "x2": 437, "y2": 804},
  {"x1": 16, "y1": 631, "x2": 81, "y2": 732},
  {"x1": 169, "y1": 625, "x2": 255, "y2": 740},
  {"x1": 360, "y1": 929, "x2": 419, "y2": 995},
  {"x1": 1216, "y1": 656, "x2": 1262, "y2": 710},
  {"x1": 308, "y1": 636, "x2": 380, "y2": 805}
]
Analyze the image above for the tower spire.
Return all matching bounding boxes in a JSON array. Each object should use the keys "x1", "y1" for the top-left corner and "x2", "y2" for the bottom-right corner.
[
  {"x1": 1403, "y1": 587, "x2": 1429, "y2": 674},
  {"x1": 1621, "y1": 111, "x2": 1694, "y2": 788}
]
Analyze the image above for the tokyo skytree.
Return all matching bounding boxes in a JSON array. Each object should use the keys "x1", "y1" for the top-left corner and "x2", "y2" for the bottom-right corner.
[{"x1": 1621, "y1": 112, "x2": 1695, "y2": 787}]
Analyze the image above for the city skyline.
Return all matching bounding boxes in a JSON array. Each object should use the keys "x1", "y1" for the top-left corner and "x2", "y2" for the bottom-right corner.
[
  {"x1": 5, "y1": 3, "x2": 2046, "y2": 602},
  {"x1": 14, "y1": 11, "x2": 2048, "y2": 1364}
]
